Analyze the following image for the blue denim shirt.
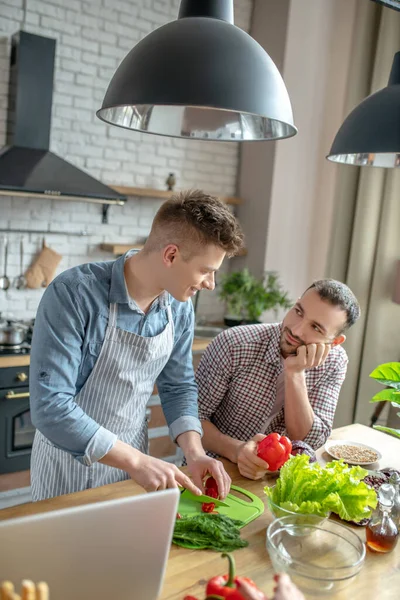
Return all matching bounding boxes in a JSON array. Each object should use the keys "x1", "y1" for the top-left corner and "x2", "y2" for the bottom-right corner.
[{"x1": 29, "y1": 251, "x2": 202, "y2": 466}]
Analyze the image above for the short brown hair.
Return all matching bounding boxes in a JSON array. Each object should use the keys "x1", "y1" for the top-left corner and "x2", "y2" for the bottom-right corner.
[
  {"x1": 145, "y1": 189, "x2": 244, "y2": 258},
  {"x1": 305, "y1": 279, "x2": 361, "y2": 332}
]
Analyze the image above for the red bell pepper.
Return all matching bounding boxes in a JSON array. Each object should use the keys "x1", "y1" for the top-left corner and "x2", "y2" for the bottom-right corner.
[
  {"x1": 256, "y1": 432, "x2": 292, "y2": 471},
  {"x1": 205, "y1": 476, "x2": 219, "y2": 495},
  {"x1": 205, "y1": 553, "x2": 261, "y2": 599},
  {"x1": 202, "y1": 476, "x2": 219, "y2": 513},
  {"x1": 201, "y1": 502, "x2": 216, "y2": 513},
  {"x1": 205, "y1": 488, "x2": 218, "y2": 500}
]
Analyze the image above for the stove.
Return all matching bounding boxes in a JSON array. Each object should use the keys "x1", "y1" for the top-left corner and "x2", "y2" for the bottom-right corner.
[{"x1": 0, "y1": 344, "x2": 31, "y2": 356}]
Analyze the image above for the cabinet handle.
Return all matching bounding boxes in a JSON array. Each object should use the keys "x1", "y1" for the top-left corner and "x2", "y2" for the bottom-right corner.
[
  {"x1": 16, "y1": 372, "x2": 28, "y2": 382},
  {"x1": 5, "y1": 391, "x2": 30, "y2": 399}
]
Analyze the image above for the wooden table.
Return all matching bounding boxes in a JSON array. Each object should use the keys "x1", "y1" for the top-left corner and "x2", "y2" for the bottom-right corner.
[{"x1": 1, "y1": 424, "x2": 399, "y2": 599}]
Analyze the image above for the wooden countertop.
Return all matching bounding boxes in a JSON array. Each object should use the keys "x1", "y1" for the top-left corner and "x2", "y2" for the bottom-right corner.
[
  {"x1": 0, "y1": 355, "x2": 30, "y2": 368},
  {"x1": 0, "y1": 339, "x2": 212, "y2": 368},
  {"x1": 1, "y1": 424, "x2": 399, "y2": 599}
]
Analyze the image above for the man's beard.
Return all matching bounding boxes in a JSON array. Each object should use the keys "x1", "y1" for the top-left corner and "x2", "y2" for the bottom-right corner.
[{"x1": 280, "y1": 327, "x2": 303, "y2": 358}]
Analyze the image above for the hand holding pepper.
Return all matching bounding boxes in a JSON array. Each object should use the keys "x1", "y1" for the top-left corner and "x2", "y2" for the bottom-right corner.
[
  {"x1": 236, "y1": 434, "x2": 272, "y2": 480},
  {"x1": 256, "y1": 433, "x2": 292, "y2": 472}
]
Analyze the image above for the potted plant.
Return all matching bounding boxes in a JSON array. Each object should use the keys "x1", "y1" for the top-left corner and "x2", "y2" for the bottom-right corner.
[
  {"x1": 218, "y1": 269, "x2": 292, "y2": 327},
  {"x1": 369, "y1": 362, "x2": 400, "y2": 439}
]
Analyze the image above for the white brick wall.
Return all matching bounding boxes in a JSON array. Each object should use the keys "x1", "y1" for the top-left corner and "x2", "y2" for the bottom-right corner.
[{"x1": 0, "y1": 0, "x2": 253, "y2": 321}]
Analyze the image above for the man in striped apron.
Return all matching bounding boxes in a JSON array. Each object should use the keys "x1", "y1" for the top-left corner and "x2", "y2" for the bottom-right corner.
[{"x1": 29, "y1": 191, "x2": 244, "y2": 501}]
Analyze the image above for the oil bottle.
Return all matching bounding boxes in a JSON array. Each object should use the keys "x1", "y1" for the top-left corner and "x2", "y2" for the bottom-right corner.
[{"x1": 366, "y1": 483, "x2": 399, "y2": 553}]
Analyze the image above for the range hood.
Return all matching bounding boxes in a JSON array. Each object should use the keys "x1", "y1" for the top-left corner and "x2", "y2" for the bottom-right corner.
[{"x1": 0, "y1": 31, "x2": 125, "y2": 208}]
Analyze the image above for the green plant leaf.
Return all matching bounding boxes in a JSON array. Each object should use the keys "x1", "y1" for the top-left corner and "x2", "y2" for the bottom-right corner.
[
  {"x1": 370, "y1": 389, "x2": 400, "y2": 404},
  {"x1": 369, "y1": 362, "x2": 400, "y2": 390},
  {"x1": 218, "y1": 269, "x2": 255, "y2": 318},
  {"x1": 369, "y1": 363, "x2": 400, "y2": 435},
  {"x1": 220, "y1": 269, "x2": 292, "y2": 321},
  {"x1": 373, "y1": 425, "x2": 400, "y2": 439}
]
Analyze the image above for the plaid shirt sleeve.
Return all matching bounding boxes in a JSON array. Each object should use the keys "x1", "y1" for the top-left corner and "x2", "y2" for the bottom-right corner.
[
  {"x1": 303, "y1": 352, "x2": 348, "y2": 449},
  {"x1": 196, "y1": 331, "x2": 234, "y2": 421}
]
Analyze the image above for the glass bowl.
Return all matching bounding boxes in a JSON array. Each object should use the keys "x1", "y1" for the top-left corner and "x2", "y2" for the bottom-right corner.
[
  {"x1": 266, "y1": 489, "x2": 330, "y2": 526},
  {"x1": 266, "y1": 515, "x2": 366, "y2": 595}
]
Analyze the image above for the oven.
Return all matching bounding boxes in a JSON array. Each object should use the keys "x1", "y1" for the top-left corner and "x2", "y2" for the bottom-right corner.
[{"x1": 0, "y1": 362, "x2": 33, "y2": 474}]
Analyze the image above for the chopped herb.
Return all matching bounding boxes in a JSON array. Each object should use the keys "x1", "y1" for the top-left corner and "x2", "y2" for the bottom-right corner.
[{"x1": 173, "y1": 513, "x2": 249, "y2": 552}]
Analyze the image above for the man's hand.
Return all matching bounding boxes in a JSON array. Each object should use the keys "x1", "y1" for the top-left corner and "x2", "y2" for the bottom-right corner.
[
  {"x1": 100, "y1": 440, "x2": 203, "y2": 494},
  {"x1": 128, "y1": 453, "x2": 203, "y2": 495},
  {"x1": 284, "y1": 343, "x2": 330, "y2": 375},
  {"x1": 237, "y1": 574, "x2": 304, "y2": 600},
  {"x1": 185, "y1": 453, "x2": 231, "y2": 499},
  {"x1": 177, "y1": 430, "x2": 231, "y2": 499},
  {"x1": 272, "y1": 574, "x2": 305, "y2": 600},
  {"x1": 236, "y1": 434, "x2": 271, "y2": 480},
  {"x1": 236, "y1": 580, "x2": 267, "y2": 600}
]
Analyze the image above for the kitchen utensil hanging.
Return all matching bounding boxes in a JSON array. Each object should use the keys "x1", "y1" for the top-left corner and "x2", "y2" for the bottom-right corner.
[
  {"x1": 0, "y1": 237, "x2": 10, "y2": 291},
  {"x1": 14, "y1": 237, "x2": 26, "y2": 290}
]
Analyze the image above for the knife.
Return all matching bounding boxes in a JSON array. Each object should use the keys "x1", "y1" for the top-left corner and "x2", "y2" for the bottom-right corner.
[{"x1": 179, "y1": 487, "x2": 229, "y2": 507}]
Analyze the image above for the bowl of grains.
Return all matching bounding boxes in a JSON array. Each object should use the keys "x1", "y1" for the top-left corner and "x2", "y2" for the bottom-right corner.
[{"x1": 324, "y1": 440, "x2": 382, "y2": 466}]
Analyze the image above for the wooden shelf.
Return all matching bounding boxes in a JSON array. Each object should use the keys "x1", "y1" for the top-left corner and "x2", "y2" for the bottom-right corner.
[
  {"x1": 100, "y1": 242, "x2": 246, "y2": 257},
  {"x1": 100, "y1": 243, "x2": 144, "y2": 255},
  {"x1": 110, "y1": 186, "x2": 242, "y2": 205}
]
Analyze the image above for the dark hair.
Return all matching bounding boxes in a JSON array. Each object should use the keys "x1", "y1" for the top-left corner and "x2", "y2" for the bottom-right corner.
[
  {"x1": 146, "y1": 189, "x2": 244, "y2": 258},
  {"x1": 305, "y1": 279, "x2": 360, "y2": 331}
]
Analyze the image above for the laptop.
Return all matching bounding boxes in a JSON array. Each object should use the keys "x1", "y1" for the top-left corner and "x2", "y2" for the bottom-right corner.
[{"x1": 0, "y1": 487, "x2": 179, "y2": 600}]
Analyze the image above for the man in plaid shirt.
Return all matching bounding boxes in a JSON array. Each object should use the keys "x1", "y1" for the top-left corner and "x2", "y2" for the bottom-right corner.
[{"x1": 196, "y1": 279, "x2": 360, "y2": 480}]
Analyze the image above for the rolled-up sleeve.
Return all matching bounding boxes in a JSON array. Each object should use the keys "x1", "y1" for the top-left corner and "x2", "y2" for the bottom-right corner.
[
  {"x1": 156, "y1": 302, "x2": 202, "y2": 441},
  {"x1": 30, "y1": 281, "x2": 117, "y2": 465},
  {"x1": 303, "y1": 357, "x2": 348, "y2": 449}
]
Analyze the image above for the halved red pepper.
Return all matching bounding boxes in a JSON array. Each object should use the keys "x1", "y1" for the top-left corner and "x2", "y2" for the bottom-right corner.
[
  {"x1": 205, "y1": 476, "x2": 219, "y2": 495},
  {"x1": 256, "y1": 432, "x2": 292, "y2": 471},
  {"x1": 201, "y1": 502, "x2": 216, "y2": 513},
  {"x1": 202, "y1": 476, "x2": 219, "y2": 513}
]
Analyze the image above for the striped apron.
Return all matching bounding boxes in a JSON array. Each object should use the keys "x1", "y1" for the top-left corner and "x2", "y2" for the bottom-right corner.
[{"x1": 31, "y1": 301, "x2": 174, "y2": 501}]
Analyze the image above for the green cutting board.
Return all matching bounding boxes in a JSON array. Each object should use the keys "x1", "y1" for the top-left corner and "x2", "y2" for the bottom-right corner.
[
  {"x1": 178, "y1": 483, "x2": 264, "y2": 522},
  {"x1": 176, "y1": 485, "x2": 265, "y2": 549}
]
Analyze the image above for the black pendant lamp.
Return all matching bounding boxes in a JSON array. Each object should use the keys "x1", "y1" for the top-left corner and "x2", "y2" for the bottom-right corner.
[
  {"x1": 370, "y1": 0, "x2": 400, "y2": 10},
  {"x1": 96, "y1": 0, "x2": 297, "y2": 142},
  {"x1": 327, "y1": 51, "x2": 400, "y2": 167}
]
